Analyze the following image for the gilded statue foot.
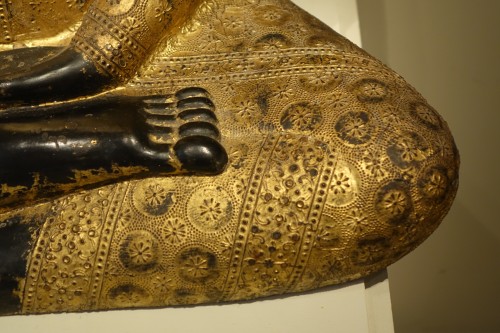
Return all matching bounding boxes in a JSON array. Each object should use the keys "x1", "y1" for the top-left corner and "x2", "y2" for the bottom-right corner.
[
  {"x1": 0, "y1": 87, "x2": 227, "y2": 212},
  {"x1": 0, "y1": 0, "x2": 459, "y2": 316}
]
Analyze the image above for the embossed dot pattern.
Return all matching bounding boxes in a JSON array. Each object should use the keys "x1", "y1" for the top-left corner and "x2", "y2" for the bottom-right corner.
[
  {"x1": 11, "y1": 0, "x2": 459, "y2": 314},
  {"x1": 0, "y1": 0, "x2": 89, "y2": 45}
]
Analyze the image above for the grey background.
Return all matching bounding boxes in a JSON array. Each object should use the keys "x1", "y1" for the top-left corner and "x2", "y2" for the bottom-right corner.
[{"x1": 357, "y1": 0, "x2": 500, "y2": 332}]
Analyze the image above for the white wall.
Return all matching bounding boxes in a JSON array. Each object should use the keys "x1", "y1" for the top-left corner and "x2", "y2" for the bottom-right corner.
[{"x1": 357, "y1": 1, "x2": 500, "y2": 332}]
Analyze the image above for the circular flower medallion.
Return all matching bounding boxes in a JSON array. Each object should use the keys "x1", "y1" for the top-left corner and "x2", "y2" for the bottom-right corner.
[
  {"x1": 145, "y1": 0, "x2": 173, "y2": 31},
  {"x1": 131, "y1": 179, "x2": 176, "y2": 216},
  {"x1": 254, "y1": 5, "x2": 290, "y2": 26},
  {"x1": 254, "y1": 33, "x2": 291, "y2": 50},
  {"x1": 418, "y1": 166, "x2": 450, "y2": 203},
  {"x1": 107, "y1": 284, "x2": 153, "y2": 308},
  {"x1": 351, "y1": 236, "x2": 390, "y2": 266},
  {"x1": 411, "y1": 102, "x2": 442, "y2": 130},
  {"x1": 375, "y1": 181, "x2": 413, "y2": 225},
  {"x1": 215, "y1": 7, "x2": 247, "y2": 36},
  {"x1": 354, "y1": 79, "x2": 389, "y2": 103},
  {"x1": 162, "y1": 218, "x2": 188, "y2": 245},
  {"x1": 335, "y1": 111, "x2": 375, "y2": 145},
  {"x1": 176, "y1": 247, "x2": 219, "y2": 284},
  {"x1": 387, "y1": 132, "x2": 429, "y2": 169},
  {"x1": 280, "y1": 102, "x2": 322, "y2": 133},
  {"x1": 299, "y1": 71, "x2": 342, "y2": 92},
  {"x1": 187, "y1": 186, "x2": 233, "y2": 232},
  {"x1": 231, "y1": 94, "x2": 263, "y2": 123},
  {"x1": 119, "y1": 230, "x2": 159, "y2": 272}
]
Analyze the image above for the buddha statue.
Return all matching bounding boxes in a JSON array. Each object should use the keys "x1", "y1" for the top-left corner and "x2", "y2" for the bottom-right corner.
[{"x1": 0, "y1": 0, "x2": 459, "y2": 315}]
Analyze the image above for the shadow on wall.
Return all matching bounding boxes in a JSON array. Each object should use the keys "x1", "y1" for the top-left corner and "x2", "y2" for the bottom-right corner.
[
  {"x1": 357, "y1": 0, "x2": 500, "y2": 332},
  {"x1": 392, "y1": 203, "x2": 500, "y2": 332}
]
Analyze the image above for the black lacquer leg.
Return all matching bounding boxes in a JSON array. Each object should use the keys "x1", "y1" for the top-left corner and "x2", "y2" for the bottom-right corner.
[
  {"x1": 0, "y1": 87, "x2": 227, "y2": 315},
  {"x1": 0, "y1": 216, "x2": 37, "y2": 315},
  {"x1": 0, "y1": 88, "x2": 227, "y2": 212},
  {"x1": 0, "y1": 48, "x2": 113, "y2": 107}
]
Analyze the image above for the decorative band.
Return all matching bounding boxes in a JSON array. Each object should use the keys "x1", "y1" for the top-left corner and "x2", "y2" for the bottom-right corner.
[
  {"x1": 0, "y1": 0, "x2": 13, "y2": 43},
  {"x1": 72, "y1": 7, "x2": 148, "y2": 81}
]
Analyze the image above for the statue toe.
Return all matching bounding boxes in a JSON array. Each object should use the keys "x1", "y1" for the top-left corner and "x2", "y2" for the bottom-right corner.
[{"x1": 175, "y1": 136, "x2": 228, "y2": 174}]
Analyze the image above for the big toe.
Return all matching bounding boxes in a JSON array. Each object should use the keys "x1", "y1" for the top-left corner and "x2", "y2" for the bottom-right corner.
[{"x1": 174, "y1": 136, "x2": 228, "y2": 174}]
